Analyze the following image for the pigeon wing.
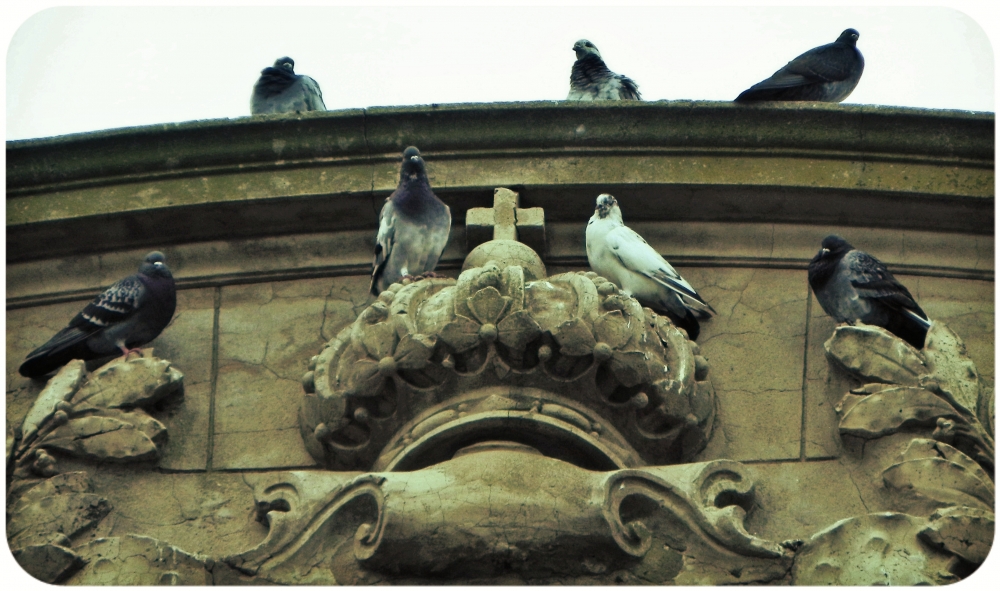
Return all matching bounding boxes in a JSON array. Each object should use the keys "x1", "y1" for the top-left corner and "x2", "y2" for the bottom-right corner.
[
  {"x1": 848, "y1": 252, "x2": 929, "y2": 323},
  {"x1": 605, "y1": 226, "x2": 713, "y2": 311},
  {"x1": 370, "y1": 198, "x2": 397, "y2": 295},
  {"x1": 301, "y1": 76, "x2": 326, "y2": 111},
  {"x1": 617, "y1": 75, "x2": 642, "y2": 100},
  {"x1": 25, "y1": 275, "x2": 145, "y2": 361}
]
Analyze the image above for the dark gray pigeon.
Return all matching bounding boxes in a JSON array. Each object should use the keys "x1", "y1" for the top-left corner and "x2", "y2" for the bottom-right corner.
[
  {"x1": 808, "y1": 235, "x2": 931, "y2": 349},
  {"x1": 735, "y1": 29, "x2": 864, "y2": 103},
  {"x1": 568, "y1": 39, "x2": 641, "y2": 101},
  {"x1": 251, "y1": 57, "x2": 326, "y2": 114},
  {"x1": 19, "y1": 252, "x2": 177, "y2": 378},
  {"x1": 370, "y1": 147, "x2": 452, "y2": 296}
]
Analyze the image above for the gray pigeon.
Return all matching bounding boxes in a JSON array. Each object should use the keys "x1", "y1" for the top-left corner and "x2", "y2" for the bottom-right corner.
[
  {"x1": 586, "y1": 194, "x2": 715, "y2": 340},
  {"x1": 808, "y1": 235, "x2": 931, "y2": 349},
  {"x1": 19, "y1": 252, "x2": 177, "y2": 378},
  {"x1": 735, "y1": 29, "x2": 864, "y2": 102},
  {"x1": 370, "y1": 147, "x2": 452, "y2": 296},
  {"x1": 251, "y1": 57, "x2": 326, "y2": 114},
  {"x1": 568, "y1": 39, "x2": 641, "y2": 101}
]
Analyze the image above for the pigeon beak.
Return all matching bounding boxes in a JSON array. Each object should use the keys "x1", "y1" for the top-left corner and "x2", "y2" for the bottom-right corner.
[{"x1": 820, "y1": 248, "x2": 830, "y2": 256}]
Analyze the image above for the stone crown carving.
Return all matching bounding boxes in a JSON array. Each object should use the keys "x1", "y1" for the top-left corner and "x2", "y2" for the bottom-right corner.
[{"x1": 301, "y1": 260, "x2": 714, "y2": 471}]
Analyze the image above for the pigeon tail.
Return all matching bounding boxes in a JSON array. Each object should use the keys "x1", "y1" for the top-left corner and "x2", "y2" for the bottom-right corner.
[
  {"x1": 884, "y1": 314, "x2": 930, "y2": 350},
  {"x1": 19, "y1": 341, "x2": 90, "y2": 379}
]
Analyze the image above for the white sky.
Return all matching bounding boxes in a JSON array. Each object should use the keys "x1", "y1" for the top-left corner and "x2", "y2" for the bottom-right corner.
[{"x1": 4, "y1": 3, "x2": 996, "y2": 141}]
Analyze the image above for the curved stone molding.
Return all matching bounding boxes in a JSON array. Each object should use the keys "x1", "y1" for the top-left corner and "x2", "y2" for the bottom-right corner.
[
  {"x1": 230, "y1": 455, "x2": 792, "y2": 584},
  {"x1": 225, "y1": 473, "x2": 386, "y2": 584},
  {"x1": 301, "y1": 260, "x2": 714, "y2": 471},
  {"x1": 602, "y1": 461, "x2": 786, "y2": 561}
]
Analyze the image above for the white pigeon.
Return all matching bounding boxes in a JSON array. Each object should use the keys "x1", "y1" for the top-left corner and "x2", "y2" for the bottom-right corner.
[{"x1": 586, "y1": 194, "x2": 714, "y2": 339}]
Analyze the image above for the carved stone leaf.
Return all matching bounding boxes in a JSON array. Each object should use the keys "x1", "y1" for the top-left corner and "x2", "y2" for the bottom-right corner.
[
  {"x1": 918, "y1": 506, "x2": 995, "y2": 565},
  {"x1": 824, "y1": 325, "x2": 926, "y2": 384},
  {"x1": 468, "y1": 286, "x2": 511, "y2": 325},
  {"x1": 552, "y1": 318, "x2": 597, "y2": 356},
  {"x1": 792, "y1": 513, "x2": 957, "y2": 585},
  {"x1": 496, "y1": 309, "x2": 541, "y2": 351},
  {"x1": 21, "y1": 360, "x2": 86, "y2": 442},
  {"x1": 10, "y1": 471, "x2": 92, "y2": 514},
  {"x1": 440, "y1": 315, "x2": 482, "y2": 353},
  {"x1": 594, "y1": 311, "x2": 631, "y2": 350},
  {"x1": 610, "y1": 351, "x2": 652, "y2": 388},
  {"x1": 39, "y1": 412, "x2": 164, "y2": 462},
  {"x1": 895, "y1": 438, "x2": 991, "y2": 483},
  {"x1": 393, "y1": 334, "x2": 434, "y2": 370},
  {"x1": 71, "y1": 357, "x2": 184, "y2": 412},
  {"x1": 882, "y1": 458, "x2": 994, "y2": 513},
  {"x1": 8, "y1": 492, "x2": 111, "y2": 550},
  {"x1": 344, "y1": 359, "x2": 383, "y2": 396},
  {"x1": 921, "y1": 322, "x2": 981, "y2": 417},
  {"x1": 839, "y1": 387, "x2": 962, "y2": 439},
  {"x1": 360, "y1": 322, "x2": 397, "y2": 361}
]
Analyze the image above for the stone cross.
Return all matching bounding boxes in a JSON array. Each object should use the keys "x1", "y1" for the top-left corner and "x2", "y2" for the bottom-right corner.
[{"x1": 465, "y1": 188, "x2": 546, "y2": 255}]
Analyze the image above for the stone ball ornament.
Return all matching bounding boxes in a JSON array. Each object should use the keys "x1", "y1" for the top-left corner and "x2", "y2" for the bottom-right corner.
[{"x1": 301, "y1": 252, "x2": 715, "y2": 472}]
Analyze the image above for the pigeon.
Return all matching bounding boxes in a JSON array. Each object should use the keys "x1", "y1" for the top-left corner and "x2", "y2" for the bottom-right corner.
[
  {"x1": 251, "y1": 57, "x2": 326, "y2": 114},
  {"x1": 19, "y1": 252, "x2": 178, "y2": 379},
  {"x1": 586, "y1": 194, "x2": 715, "y2": 340},
  {"x1": 370, "y1": 147, "x2": 452, "y2": 296},
  {"x1": 808, "y1": 235, "x2": 931, "y2": 349},
  {"x1": 568, "y1": 39, "x2": 641, "y2": 101},
  {"x1": 735, "y1": 29, "x2": 864, "y2": 103}
]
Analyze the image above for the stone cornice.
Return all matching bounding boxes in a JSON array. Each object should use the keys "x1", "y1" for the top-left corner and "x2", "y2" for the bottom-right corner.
[{"x1": 6, "y1": 101, "x2": 994, "y2": 263}]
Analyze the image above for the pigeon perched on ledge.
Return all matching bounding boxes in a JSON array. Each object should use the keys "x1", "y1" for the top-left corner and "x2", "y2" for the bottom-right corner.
[
  {"x1": 808, "y1": 235, "x2": 931, "y2": 349},
  {"x1": 586, "y1": 194, "x2": 715, "y2": 340},
  {"x1": 370, "y1": 147, "x2": 452, "y2": 296},
  {"x1": 735, "y1": 29, "x2": 864, "y2": 103},
  {"x1": 568, "y1": 39, "x2": 641, "y2": 101},
  {"x1": 19, "y1": 252, "x2": 177, "y2": 378},
  {"x1": 251, "y1": 56, "x2": 326, "y2": 114}
]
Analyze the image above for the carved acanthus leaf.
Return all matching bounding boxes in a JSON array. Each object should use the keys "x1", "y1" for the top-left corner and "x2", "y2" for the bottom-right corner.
[{"x1": 825, "y1": 324, "x2": 926, "y2": 383}]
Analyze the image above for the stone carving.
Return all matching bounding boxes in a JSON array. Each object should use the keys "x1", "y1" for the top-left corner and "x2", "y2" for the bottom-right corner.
[
  {"x1": 791, "y1": 322, "x2": 994, "y2": 584},
  {"x1": 301, "y1": 260, "x2": 715, "y2": 471},
  {"x1": 6, "y1": 351, "x2": 184, "y2": 583},
  {"x1": 227, "y1": 454, "x2": 793, "y2": 584}
]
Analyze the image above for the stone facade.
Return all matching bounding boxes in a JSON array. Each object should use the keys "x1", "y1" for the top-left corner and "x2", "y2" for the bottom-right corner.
[{"x1": 6, "y1": 102, "x2": 994, "y2": 584}]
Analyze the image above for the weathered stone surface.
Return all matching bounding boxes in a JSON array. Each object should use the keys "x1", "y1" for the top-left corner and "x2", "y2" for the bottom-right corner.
[
  {"x1": 214, "y1": 278, "x2": 367, "y2": 469},
  {"x1": 746, "y1": 461, "x2": 874, "y2": 543},
  {"x1": 8, "y1": 492, "x2": 111, "y2": 550},
  {"x1": 791, "y1": 513, "x2": 958, "y2": 585},
  {"x1": 154, "y1": 287, "x2": 215, "y2": 469},
  {"x1": 84, "y1": 467, "x2": 268, "y2": 559},
  {"x1": 12, "y1": 543, "x2": 83, "y2": 584},
  {"x1": 690, "y1": 268, "x2": 806, "y2": 461},
  {"x1": 70, "y1": 535, "x2": 212, "y2": 585},
  {"x1": 824, "y1": 324, "x2": 927, "y2": 384}
]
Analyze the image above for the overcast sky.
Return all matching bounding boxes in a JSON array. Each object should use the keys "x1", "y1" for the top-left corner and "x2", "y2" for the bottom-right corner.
[{"x1": 3, "y1": 3, "x2": 997, "y2": 141}]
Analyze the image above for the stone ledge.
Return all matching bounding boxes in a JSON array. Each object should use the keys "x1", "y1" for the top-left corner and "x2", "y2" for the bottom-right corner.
[{"x1": 6, "y1": 102, "x2": 993, "y2": 263}]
